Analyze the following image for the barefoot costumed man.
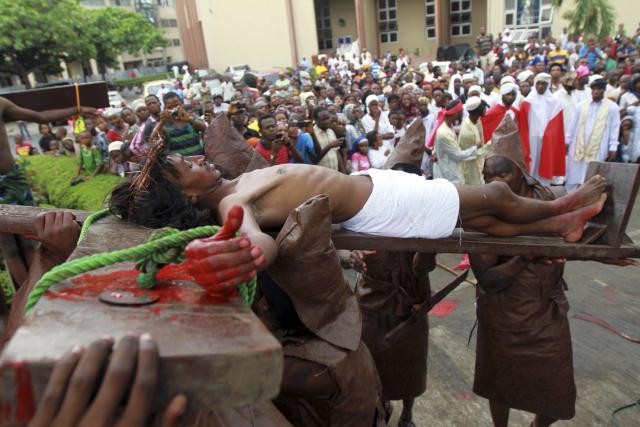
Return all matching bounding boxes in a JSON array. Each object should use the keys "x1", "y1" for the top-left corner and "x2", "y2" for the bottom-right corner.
[
  {"x1": 470, "y1": 116, "x2": 577, "y2": 427},
  {"x1": 108, "y1": 120, "x2": 607, "y2": 296}
]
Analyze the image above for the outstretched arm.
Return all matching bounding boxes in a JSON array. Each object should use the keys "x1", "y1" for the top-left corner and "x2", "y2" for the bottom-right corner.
[
  {"x1": 0, "y1": 98, "x2": 96, "y2": 173},
  {"x1": 1, "y1": 97, "x2": 95, "y2": 125},
  {"x1": 184, "y1": 204, "x2": 276, "y2": 298}
]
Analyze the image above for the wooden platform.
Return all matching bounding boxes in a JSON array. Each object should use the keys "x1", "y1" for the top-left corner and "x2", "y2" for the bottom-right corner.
[
  {"x1": 1, "y1": 204, "x2": 639, "y2": 260},
  {"x1": 0, "y1": 215, "x2": 283, "y2": 422}
]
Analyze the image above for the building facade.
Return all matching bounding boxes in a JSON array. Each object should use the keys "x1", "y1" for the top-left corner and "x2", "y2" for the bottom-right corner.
[{"x1": 79, "y1": 0, "x2": 186, "y2": 72}]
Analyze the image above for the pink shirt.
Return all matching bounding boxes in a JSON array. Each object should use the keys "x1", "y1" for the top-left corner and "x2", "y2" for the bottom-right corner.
[{"x1": 351, "y1": 152, "x2": 371, "y2": 171}]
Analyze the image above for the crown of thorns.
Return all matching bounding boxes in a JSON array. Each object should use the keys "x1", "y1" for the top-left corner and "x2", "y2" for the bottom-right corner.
[{"x1": 129, "y1": 120, "x2": 167, "y2": 195}]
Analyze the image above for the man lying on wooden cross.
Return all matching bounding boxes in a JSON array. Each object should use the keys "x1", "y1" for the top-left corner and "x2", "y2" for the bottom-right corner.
[{"x1": 109, "y1": 114, "x2": 608, "y2": 295}]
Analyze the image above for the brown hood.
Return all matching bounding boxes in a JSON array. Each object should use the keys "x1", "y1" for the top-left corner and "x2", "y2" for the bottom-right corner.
[
  {"x1": 267, "y1": 195, "x2": 362, "y2": 351},
  {"x1": 384, "y1": 118, "x2": 426, "y2": 170},
  {"x1": 204, "y1": 113, "x2": 269, "y2": 178},
  {"x1": 485, "y1": 114, "x2": 538, "y2": 186}
]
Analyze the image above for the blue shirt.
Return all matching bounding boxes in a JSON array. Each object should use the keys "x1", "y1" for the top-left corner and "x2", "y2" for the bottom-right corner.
[
  {"x1": 292, "y1": 131, "x2": 315, "y2": 164},
  {"x1": 578, "y1": 46, "x2": 602, "y2": 70}
]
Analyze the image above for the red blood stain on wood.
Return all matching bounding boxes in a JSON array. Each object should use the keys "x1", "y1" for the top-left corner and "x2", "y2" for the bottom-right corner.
[
  {"x1": 45, "y1": 263, "x2": 233, "y2": 306},
  {"x1": 429, "y1": 299, "x2": 459, "y2": 318},
  {"x1": 12, "y1": 360, "x2": 35, "y2": 423}
]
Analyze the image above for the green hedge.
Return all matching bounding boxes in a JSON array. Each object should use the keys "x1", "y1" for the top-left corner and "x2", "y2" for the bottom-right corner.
[
  {"x1": 113, "y1": 72, "x2": 173, "y2": 89},
  {"x1": 21, "y1": 155, "x2": 123, "y2": 211}
]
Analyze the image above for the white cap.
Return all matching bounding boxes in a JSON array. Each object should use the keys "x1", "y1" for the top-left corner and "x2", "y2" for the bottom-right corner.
[
  {"x1": 365, "y1": 94, "x2": 379, "y2": 106},
  {"x1": 108, "y1": 141, "x2": 124, "y2": 153},
  {"x1": 464, "y1": 96, "x2": 482, "y2": 111},
  {"x1": 500, "y1": 82, "x2": 519, "y2": 95},
  {"x1": 469, "y1": 85, "x2": 482, "y2": 95},
  {"x1": 517, "y1": 70, "x2": 534, "y2": 83},
  {"x1": 589, "y1": 74, "x2": 604, "y2": 85},
  {"x1": 462, "y1": 73, "x2": 475, "y2": 82},
  {"x1": 533, "y1": 72, "x2": 552, "y2": 85},
  {"x1": 501, "y1": 75, "x2": 516, "y2": 85}
]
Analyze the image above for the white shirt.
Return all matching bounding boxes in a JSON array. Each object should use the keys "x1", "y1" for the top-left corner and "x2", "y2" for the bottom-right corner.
[
  {"x1": 481, "y1": 91, "x2": 500, "y2": 108},
  {"x1": 362, "y1": 111, "x2": 394, "y2": 150},
  {"x1": 468, "y1": 67, "x2": 484, "y2": 85},
  {"x1": 553, "y1": 86, "x2": 576, "y2": 134},
  {"x1": 367, "y1": 147, "x2": 388, "y2": 169},
  {"x1": 221, "y1": 81, "x2": 235, "y2": 102}
]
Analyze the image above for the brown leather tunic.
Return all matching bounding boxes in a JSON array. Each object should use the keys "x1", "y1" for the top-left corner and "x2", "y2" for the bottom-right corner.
[
  {"x1": 472, "y1": 184, "x2": 576, "y2": 420},
  {"x1": 357, "y1": 251, "x2": 433, "y2": 401},
  {"x1": 259, "y1": 196, "x2": 384, "y2": 426}
]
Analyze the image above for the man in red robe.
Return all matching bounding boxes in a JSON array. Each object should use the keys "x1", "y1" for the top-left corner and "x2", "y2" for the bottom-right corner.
[
  {"x1": 519, "y1": 72, "x2": 566, "y2": 185},
  {"x1": 481, "y1": 82, "x2": 526, "y2": 144}
]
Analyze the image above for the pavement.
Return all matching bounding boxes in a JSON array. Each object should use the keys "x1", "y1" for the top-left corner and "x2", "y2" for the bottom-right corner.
[{"x1": 380, "y1": 203, "x2": 640, "y2": 426}]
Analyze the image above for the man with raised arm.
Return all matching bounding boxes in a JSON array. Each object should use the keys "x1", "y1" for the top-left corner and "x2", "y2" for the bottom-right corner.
[{"x1": 0, "y1": 97, "x2": 95, "y2": 286}]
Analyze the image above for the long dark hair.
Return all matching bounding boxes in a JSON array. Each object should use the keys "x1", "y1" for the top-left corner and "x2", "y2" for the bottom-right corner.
[{"x1": 109, "y1": 154, "x2": 214, "y2": 230}]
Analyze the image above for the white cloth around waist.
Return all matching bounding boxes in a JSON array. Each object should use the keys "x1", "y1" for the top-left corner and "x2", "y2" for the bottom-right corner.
[{"x1": 340, "y1": 168, "x2": 459, "y2": 239}]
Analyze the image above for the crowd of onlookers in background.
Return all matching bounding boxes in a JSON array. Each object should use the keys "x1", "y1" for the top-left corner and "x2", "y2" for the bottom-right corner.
[{"x1": 12, "y1": 21, "x2": 640, "y2": 188}]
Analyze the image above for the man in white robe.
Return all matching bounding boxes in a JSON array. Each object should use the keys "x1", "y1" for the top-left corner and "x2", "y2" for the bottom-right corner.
[
  {"x1": 566, "y1": 78, "x2": 621, "y2": 191},
  {"x1": 520, "y1": 73, "x2": 566, "y2": 186}
]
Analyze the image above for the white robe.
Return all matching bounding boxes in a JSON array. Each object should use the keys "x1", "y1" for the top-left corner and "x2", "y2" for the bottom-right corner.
[
  {"x1": 565, "y1": 99, "x2": 620, "y2": 190},
  {"x1": 522, "y1": 89, "x2": 565, "y2": 186}
]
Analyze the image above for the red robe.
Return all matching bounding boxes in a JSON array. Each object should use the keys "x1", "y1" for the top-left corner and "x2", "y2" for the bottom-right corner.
[
  {"x1": 519, "y1": 99, "x2": 565, "y2": 180},
  {"x1": 481, "y1": 103, "x2": 525, "y2": 144}
]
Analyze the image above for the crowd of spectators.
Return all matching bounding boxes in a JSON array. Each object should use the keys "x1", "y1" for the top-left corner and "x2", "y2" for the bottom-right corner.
[{"x1": 13, "y1": 22, "x2": 640, "y2": 191}]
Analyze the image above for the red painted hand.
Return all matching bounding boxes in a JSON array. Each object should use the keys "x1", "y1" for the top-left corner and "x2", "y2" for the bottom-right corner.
[{"x1": 184, "y1": 206, "x2": 263, "y2": 299}]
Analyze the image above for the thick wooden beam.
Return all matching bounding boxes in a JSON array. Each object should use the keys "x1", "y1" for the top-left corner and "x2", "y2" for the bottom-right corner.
[
  {"x1": 0, "y1": 215, "x2": 282, "y2": 422},
  {"x1": 2, "y1": 82, "x2": 109, "y2": 120},
  {"x1": 329, "y1": 229, "x2": 640, "y2": 260},
  {"x1": 1, "y1": 205, "x2": 638, "y2": 259}
]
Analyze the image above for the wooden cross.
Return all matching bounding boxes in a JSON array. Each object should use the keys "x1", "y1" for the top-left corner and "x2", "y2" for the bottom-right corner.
[{"x1": 2, "y1": 82, "x2": 109, "y2": 120}]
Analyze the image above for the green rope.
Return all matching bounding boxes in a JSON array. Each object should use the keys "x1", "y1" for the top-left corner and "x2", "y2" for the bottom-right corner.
[
  {"x1": 78, "y1": 208, "x2": 111, "y2": 242},
  {"x1": 26, "y1": 222, "x2": 257, "y2": 314}
]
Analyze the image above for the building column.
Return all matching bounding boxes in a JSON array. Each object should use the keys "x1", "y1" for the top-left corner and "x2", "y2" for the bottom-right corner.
[
  {"x1": 354, "y1": 0, "x2": 366, "y2": 50},
  {"x1": 435, "y1": 0, "x2": 446, "y2": 47}
]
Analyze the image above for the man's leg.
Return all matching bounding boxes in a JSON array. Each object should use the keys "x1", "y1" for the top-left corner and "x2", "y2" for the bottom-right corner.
[
  {"x1": 532, "y1": 413, "x2": 558, "y2": 427},
  {"x1": 456, "y1": 176, "x2": 606, "y2": 225},
  {"x1": 462, "y1": 194, "x2": 606, "y2": 242},
  {"x1": 398, "y1": 398, "x2": 415, "y2": 426},
  {"x1": 489, "y1": 400, "x2": 510, "y2": 427}
]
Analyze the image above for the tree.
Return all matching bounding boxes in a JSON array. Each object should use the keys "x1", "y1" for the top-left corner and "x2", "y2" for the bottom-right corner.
[
  {"x1": 86, "y1": 7, "x2": 168, "y2": 79},
  {"x1": 0, "y1": 0, "x2": 91, "y2": 88},
  {"x1": 553, "y1": 0, "x2": 616, "y2": 40}
]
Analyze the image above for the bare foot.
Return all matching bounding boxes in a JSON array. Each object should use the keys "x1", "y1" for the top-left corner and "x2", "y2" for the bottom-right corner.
[
  {"x1": 562, "y1": 193, "x2": 607, "y2": 242},
  {"x1": 558, "y1": 175, "x2": 607, "y2": 212}
]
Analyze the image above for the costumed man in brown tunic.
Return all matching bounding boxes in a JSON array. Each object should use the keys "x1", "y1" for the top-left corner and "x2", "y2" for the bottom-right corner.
[
  {"x1": 470, "y1": 115, "x2": 575, "y2": 427},
  {"x1": 339, "y1": 119, "x2": 434, "y2": 427}
]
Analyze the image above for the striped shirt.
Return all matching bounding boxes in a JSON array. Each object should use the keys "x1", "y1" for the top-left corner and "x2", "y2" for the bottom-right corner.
[
  {"x1": 163, "y1": 121, "x2": 204, "y2": 156},
  {"x1": 475, "y1": 34, "x2": 493, "y2": 56}
]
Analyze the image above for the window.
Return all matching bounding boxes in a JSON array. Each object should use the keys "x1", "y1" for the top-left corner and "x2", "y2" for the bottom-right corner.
[
  {"x1": 80, "y1": 0, "x2": 105, "y2": 5},
  {"x1": 379, "y1": 0, "x2": 398, "y2": 43},
  {"x1": 315, "y1": 0, "x2": 333, "y2": 50},
  {"x1": 157, "y1": 0, "x2": 175, "y2": 5},
  {"x1": 172, "y1": 38, "x2": 181, "y2": 46},
  {"x1": 425, "y1": 0, "x2": 436, "y2": 39},
  {"x1": 111, "y1": 0, "x2": 132, "y2": 6},
  {"x1": 337, "y1": 36, "x2": 353, "y2": 45},
  {"x1": 160, "y1": 18, "x2": 178, "y2": 27},
  {"x1": 450, "y1": 0, "x2": 471, "y2": 37},
  {"x1": 504, "y1": 0, "x2": 553, "y2": 28}
]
